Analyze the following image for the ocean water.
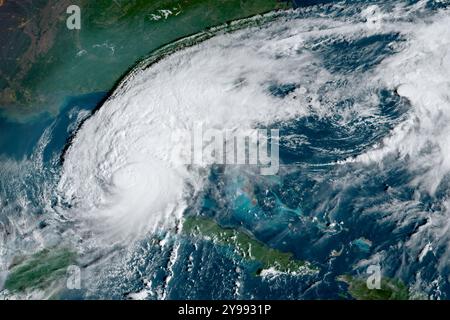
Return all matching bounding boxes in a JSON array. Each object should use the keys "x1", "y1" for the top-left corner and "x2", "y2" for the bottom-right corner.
[{"x1": 2, "y1": 0, "x2": 450, "y2": 300}]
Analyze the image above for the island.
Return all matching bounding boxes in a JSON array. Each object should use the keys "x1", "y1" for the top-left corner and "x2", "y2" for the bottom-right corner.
[
  {"x1": 3, "y1": 248, "x2": 76, "y2": 294},
  {"x1": 183, "y1": 216, "x2": 318, "y2": 276},
  {"x1": 337, "y1": 275, "x2": 410, "y2": 300}
]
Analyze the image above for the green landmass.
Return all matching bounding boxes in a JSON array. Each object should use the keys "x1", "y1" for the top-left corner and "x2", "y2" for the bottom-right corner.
[
  {"x1": 4, "y1": 248, "x2": 76, "y2": 293},
  {"x1": 337, "y1": 275, "x2": 409, "y2": 300},
  {"x1": 183, "y1": 216, "x2": 318, "y2": 275},
  {"x1": 1, "y1": 0, "x2": 293, "y2": 119}
]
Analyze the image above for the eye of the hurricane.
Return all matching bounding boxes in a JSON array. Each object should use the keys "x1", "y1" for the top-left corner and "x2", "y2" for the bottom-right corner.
[
  {"x1": 112, "y1": 164, "x2": 145, "y2": 190},
  {"x1": 110, "y1": 162, "x2": 172, "y2": 203},
  {"x1": 105, "y1": 160, "x2": 186, "y2": 234}
]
